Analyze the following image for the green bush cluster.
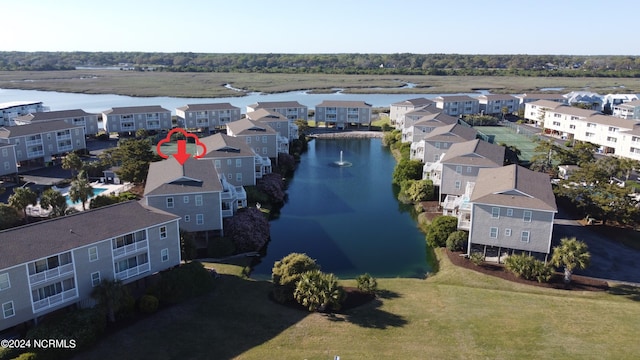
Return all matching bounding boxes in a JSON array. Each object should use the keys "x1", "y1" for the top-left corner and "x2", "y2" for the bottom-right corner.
[
  {"x1": 149, "y1": 261, "x2": 215, "y2": 305},
  {"x1": 272, "y1": 253, "x2": 320, "y2": 303},
  {"x1": 470, "y1": 252, "x2": 485, "y2": 266},
  {"x1": 446, "y1": 231, "x2": 468, "y2": 252},
  {"x1": 293, "y1": 270, "x2": 345, "y2": 312},
  {"x1": 426, "y1": 216, "x2": 459, "y2": 248},
  {"x1": 355, "y1": 273, "x2": 378, "y2": 294},
  {"x1": 504, "y1": 254, "x2": 554, "y2": 283}
]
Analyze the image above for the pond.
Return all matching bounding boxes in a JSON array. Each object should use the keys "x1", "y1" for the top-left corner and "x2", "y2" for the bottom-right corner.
[{"x1": 250, "y1": 138, "x2": 433, "y2": 280}]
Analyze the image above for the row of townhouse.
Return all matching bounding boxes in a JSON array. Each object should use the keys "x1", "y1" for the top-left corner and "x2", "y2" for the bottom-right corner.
[
  {"x1": 0, "y1": 201, "x2": 181, "y2": 332},
  {"x1": 0, "y1": 101, "x2": 47, "y2": 127},
  {"x1": 524, "y1": 100, "x2": 640, "y2": 161},
  {"x1": 394, "y1": 96, "x2": 558, "y2": 262}
]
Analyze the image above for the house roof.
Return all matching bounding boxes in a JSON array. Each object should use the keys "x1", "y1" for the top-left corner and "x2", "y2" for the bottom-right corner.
[
  {"x1": 316, "y1": 100, "x2": 372, "y2": 108},
  {"x1": 527, "y1": 100, "x2": 566, "y2": 109},
  {"x1": 103, "y1": 105, "x2": 170, "y2": 115},
  {"x1": 424, "y1": 124, "x2": 477, "y2": 142},
  {"x1": 470, "y1": 164, "x2": 557, "y2": 212},
  {"x1": 176, "y1": 103, "x2": 238, "y2": 112},
  {"x1": 0, "y1": 101, "x2": 43, "y2": 110},
  {"x1": 227, "y1": 118, "x2": 276, "y2": 136},
  {"x1": 549, "y1": 105, "x2": 598, "y2": 118},
  {"x1": 587, "y1": 114, "x2": 637, "y2": 129},
  {"x1": 198, "y1": 133, "x2": 256, "y2": 158},
  {"x1": 14, "y1": 109, "x2": 95, "y2": 122},
  {"x1": 247, "y1": 101, "x2": 305, "y2": 109},
  {"x1": 413, "y1": 112, "x2": 458, "y2": 127},
  {"x1": 614, "y1": 99, "x2": 640, "y2": 109},
  {"x1": 434, "y1": 95, "x2": 477, "y2": 102},
  {"x1": 441, "y1": 139, "x2": 505, "y2": 167},
  {"x1": 246, "y1": 108, "x2": 288, "y2": 121},
  {"x1": 144, "y1": 157, "x2": 222, "y2": 197},
  {"x1": 0, "y1": 120, "x2": 83, "y2": 138},
  {"x1": 0, "y1": 201, "x2": 179, "y2": 269},
  {"x1": 405, "y1": 106, "x2": 438, "y2": 117},
  {"x1": 478, "y1": 94, "x2": 518, "y2": 101},
  {"x1": 391, "y1": 97, "x2": 434, "y2": 107}
]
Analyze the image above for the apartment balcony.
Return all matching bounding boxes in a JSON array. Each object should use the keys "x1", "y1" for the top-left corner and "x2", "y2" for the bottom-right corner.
[
  {"x1": 29, "y1": 262, "x2": 74, "y2": 285},
  {"x1": 25, "y1": 139, "x2": 43, "y2": 146},
  {"x1": 56, "y1": 134, "x2": 72, "y2": 141},
  {"x1": 457, "y1": 219, "x2": 471, "y2": 230},
  {"x1": 27, "y1": 150, "x2": 45, "y2": 158},
  {"x1": 112, "y1": 239, "x2": 149, "y2": 259},
  {"x1": 32, "y1": 288, "x2": 78, "y2": 313},
  {"x1": 146, "y1": 121, "x2": 161, "y2": 130},
  {"x1": 115, "y1": 262, "x2": 151, "y2": 281},
  {"x1": 146, "y1": 115, "x2": 160, "y2": 121},
  {"x1": 222, "y1": 208, "x2": 234, "y2": 218}
]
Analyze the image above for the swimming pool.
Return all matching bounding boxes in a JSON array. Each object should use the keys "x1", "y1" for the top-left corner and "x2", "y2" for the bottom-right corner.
[{"x1": 65, "y1": 187, "x2": 108, "y2": 207}]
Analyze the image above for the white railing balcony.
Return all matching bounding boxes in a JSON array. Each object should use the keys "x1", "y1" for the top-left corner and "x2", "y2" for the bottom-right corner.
[
  {"x1": 222, "y1": 209, "x2": 234, "y2": 217},
  {"x1": 326, "y1": 109, "x2": 337, "y2": 114},
  {"x1": 146, "y1": 115, "x2": 160, "y2": 121},
  {"x1": 196, "y1": 119, "x2": 209, "y2": 126},
  {"x1": 26, "y1": 139, "x2": 43, "y2": 146},
  {"x1": 29, "y1": 262, "x2": 74, "y2": 285},
  {"x1": 72, "y1": 119, "x2": 86, "y2": 125},
  {"x1": 32, "y1": 288, "x2": 78, "y2": 313},
  {"x1": 115, "y1": 262, "x2": 150, "y2": 281},
  {"x1": 235, "y1": 186, "x2": 246, "y2": 200},
  {"x1": 56, "y1": 134, "x2": 72, "y2": 141},
  {"x1": 347, "y1": 110, "x2": 359, "y2": 115},
  {"x1": 457, "y1": 219, "x2": 471, "y2": 230},
  {"x1": 58, "y1": 145, "x2": 73, "y2": 152},
  {"x1": 27, "y1": 150, "x2": 45, "y2": 158},
  {"x1": 112, "y1": 239, "x2": 149, "y2": 259}
]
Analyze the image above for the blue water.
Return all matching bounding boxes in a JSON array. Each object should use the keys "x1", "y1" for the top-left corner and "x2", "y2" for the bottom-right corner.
[
  {"x1": 65, "y1": 187, "x2": 108, "y2": 206},
  {"x1": 251, "y1": 138, "x2": 432, "y2": 279}
]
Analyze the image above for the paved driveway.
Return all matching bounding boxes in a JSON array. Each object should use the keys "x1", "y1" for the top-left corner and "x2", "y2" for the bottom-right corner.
[{"x1": 553, "y1": 207, "x2": 640, "y2": 284}]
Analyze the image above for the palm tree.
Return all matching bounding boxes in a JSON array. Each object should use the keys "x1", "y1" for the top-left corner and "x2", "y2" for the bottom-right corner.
[
  {"x1": 294, "y1": 270, "x2": 344, "y2": 312},
  {"x1": 8, "y1": 187, "x2": 38, "y2": 223},
  {"x1": 39, "y1": 188, "x2": 68, "y2": 217},
  {"x1": 69, "y1": 177, "x2": 93, "y2": 211},
  {"x1": 91, "y1": 279, "x2": 127, "y2": 323},
  {"x1": 550, "y1": 237, "x2": 591, "y2": 284},
  {"x1": 61, "y1": 152, "x2": 83, "y2": 179}
]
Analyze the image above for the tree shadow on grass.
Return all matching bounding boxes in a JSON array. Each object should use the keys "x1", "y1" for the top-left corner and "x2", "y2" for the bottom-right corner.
[
  {"x1": 326, "y1": 298, "x2": 407, "y2": 329},
  {"x1": 376, "y1": 289, "x2": 401, "y2": 300},
  {"x1": 608, "y1": 284, "x2": 640, "y2": 302}
]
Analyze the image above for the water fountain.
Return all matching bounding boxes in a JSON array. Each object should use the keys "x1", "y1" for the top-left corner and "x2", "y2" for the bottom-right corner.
[{"x1": 334, "y1": 150, "x2": 352, "y2": 167}]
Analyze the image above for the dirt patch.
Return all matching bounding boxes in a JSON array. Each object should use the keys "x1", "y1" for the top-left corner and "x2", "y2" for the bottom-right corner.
[{"x1": 445, "y1": 249, "x2": 609, "y2": 291}]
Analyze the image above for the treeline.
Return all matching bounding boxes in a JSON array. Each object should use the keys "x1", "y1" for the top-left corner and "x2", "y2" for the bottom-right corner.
[{"x1": 1, "y1": 52, "x2": 640, "y2": 77}]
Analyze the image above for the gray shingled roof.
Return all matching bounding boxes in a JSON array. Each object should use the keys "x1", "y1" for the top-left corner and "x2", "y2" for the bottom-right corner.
[
  {"x1": 14, "y1": 109, "x2": 94, "y2": 122},
  {"x1": 316, "y1": 100, "x2": 372, "y2": 108},
  {"x1": 549, "y1": 106, "x2": 598, "y2": 118},
  {"x1": 246, "y1": 108, "x2": 288, "y2": 121},
  {"x1": 424, "y1": 124, "x2": 477, "y2": 142},
  {"x1": 144, "y1": 157, "x2": 222, "y2": 197},
  {"x1": 176, "y1": 103, "x2": 238, "y2": 112},
  {"x1": 434, "y1": 95, "x2": 477, "y2": 102},
  {"x1": 413, "y1": 112, "x2": 458, "y2": 126},
  {"x1": 0, "y1": 120, "x2": 83, "y2": 138},
  {"x1": 0, "y1": 201, "x2": 179, "y2": 269},
  {"x1": 441, "y1": 139, "x2": 505, "y2": 167},
  {"x1": 478, "y1": 94, "x2": 518, "y2": 101},
  {"x1": 248, "y1": 101, "x2": 305, "y2": 109},
  {"x1": 391, "y1": 98, "x2": 434, "y2": 106},
  {"x1": 103, "y1": 106, "x2": 170, "y2": 115},
  {"x1": 587, "y1": 114, "x2": 637, "y2": 129},
  {"x1": 198, "y1": 133, "x2": 256, "y2": 158},
  {"x1": 528, "y1": 100, "x2": 566, "y2": 109},
  {"x1": 227, "y1": 118, "x2": 276, "y2": 135},
  {"x1": 470, "y1": 164, "x2": 557, "y2": 212}
]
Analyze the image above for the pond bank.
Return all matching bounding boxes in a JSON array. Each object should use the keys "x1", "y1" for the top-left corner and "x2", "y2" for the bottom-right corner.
[{"x1": 309, "y1": 130, "x2": 384, "y2": 139}]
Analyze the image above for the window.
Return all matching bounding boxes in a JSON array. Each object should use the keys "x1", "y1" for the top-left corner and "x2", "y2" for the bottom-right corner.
[
  {"x1": 88, "y1": 247, "x2": 98, "y2": 262},
  {"x1": 607, "y1": 136, "x2": 617, "y2": 143},
  {"x1": 506, "y1": 208, "x2": 513, "y2": 217},
  {"x1": 491, "y1": 207, "x2": 500, "y2": 219},
  {"x1": 236, "y1": 159, "x2": 242, "y2": 168},
  {"x1": 523, "y1": 211, "x2": 532, "y2": 222},
  {"x1": 214, "y1": 160, "x2": 221, "y2": 169},
  {"x1": 521, "y1": 231, "x2": 530, "y2": 242},
  {"x1": 262, "y1": 147, "x2": 268, "y2": 155},
  {"x1": 195, "y1": 195, "x2": 203, "y2": 206},
  {"x1": 552, "y1": 121, "x2": 561, "y2": 126},
  {"x1": 236, "y1": 173, "x2": 242, "y2": 182},
  {"x1": 196, "y1": 214, "x2": 204, "y2": 225},
  {"x1": 490, "y1": 227, "x2": 498, "y2": 238},
  {"x1": 262, "y1": 136, "x2": 267, "y2": 143},
  {"x1": 227, "y1": 159, "x2": 232, "y2": 166},
  {"x1": 161, "y1": 249, "x2": 169, "y2": 262},
  {"x1": 435, "y1": 142, "x2": 441, "y2": 149},
  {"x1": 0, "y1": 273, "x2": 10, "y2": 291},
  {"x1": 115, "y1": 253, "x2": 148, "y2": 274},
  {"x1": 609, "y1": 126, "x2": 619, "y2": 132},
  {"x1": 246, "y1": 137, "x2": 251, "y2": 144},
  {"x1": 91, "y1": 272, "x2": 101, "y2": 287},
  {"x1": 159, "y1": 226, "x2": 167, "y2": 239},
  {"x1": 455, "y1": 165, "x2": 462, "y2": 174},
  {"x1": 184, "y1": 215, "x2": 190, "y2": 222},
  {"x1": 1, "y1": 148, "x2": 7, "y2": 157},
  {"x1": 2, "y1": 301, "x2": 15, "y2": 319},
  {"x1": 112, "y1": 230, "x2": 146, "y2": 249},
  {"x1": 505, "y1": 228, "x2": 512, "y2": 237},
  {"x1": 166, "y1": 197, "x2": 174, "y2": 208},
  {"x1": 183, "y1": 196, "x2": 189, "y2": 204},
  {"x1": 466, "y1": 166, "x2": 472, "y2": 173},
  {"x1": 3, "y1": 162, "x2": 8, "y2": 170},
  {"x1": 455, "y1": 181, "x2": 461, "y2": 190}
]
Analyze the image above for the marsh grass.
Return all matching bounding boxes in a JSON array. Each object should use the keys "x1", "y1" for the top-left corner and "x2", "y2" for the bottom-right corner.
[
  {"x1": 75, "y1": 251, "x2": 640, "y2": 360},
  {"x1": 2, "y1": 70, "x2": 640, "y2": 98}
]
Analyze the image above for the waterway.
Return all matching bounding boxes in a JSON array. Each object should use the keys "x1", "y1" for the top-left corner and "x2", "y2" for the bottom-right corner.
[
  {"x1": 0, "y1": 87, "x2": 485, "y2": 115},
  {"x1": 251, "y1": 138, "x2": 432, "y2": 280}
]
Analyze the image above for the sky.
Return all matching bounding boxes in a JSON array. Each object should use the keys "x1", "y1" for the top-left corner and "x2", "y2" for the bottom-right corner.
[{"x1": 1, "y1": 0, "x2": 637, "y2": 55}]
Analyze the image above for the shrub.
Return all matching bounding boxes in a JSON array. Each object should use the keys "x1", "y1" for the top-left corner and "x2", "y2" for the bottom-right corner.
[
  {"x1": 426, "y1": 216, "x2": 458, "y2": 248},
  {"x1": 257, "y1": 173, "x2": 287, "y2": 206},
  {"x1": 446, "y1": 230, "x2": 468, "y2": 252},
  {"x1": 294, "y1": 270, "x2": 345, "y2": 312},
  {"x1": 470, "y1": 252, "x2": 485, "y2": 266},
  {"x1": 150, "y1": 261, "x2": 215, "y2": 304},
  {"x1": 223, "y1": 207, "x2": 270, "y2": 253},
  {"x1": 392, "y1": 158, "x2": 423, "y2": 185},
  {"x1": 138, "y1": 295, "x2": 159, "y2": 314},
  {"x1": 504, "y1": 253, "x2": 554, "y2": 283},
  {"x1": 405, "y1": 179, "x2": 435, "y2": 203},
  {"x1": 355, "y1": 273, "x2": 378, "y2": 294},
  {"x1": 272, "y1": 253, "x2": 320, "y2": 303}
]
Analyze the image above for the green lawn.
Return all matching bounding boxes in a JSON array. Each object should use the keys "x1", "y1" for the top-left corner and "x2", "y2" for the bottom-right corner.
[{"x1": 75, "y1": 249, "x2": 640, "y2": 360}]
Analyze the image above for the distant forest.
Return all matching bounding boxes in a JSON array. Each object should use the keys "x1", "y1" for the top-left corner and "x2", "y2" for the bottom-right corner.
[{"x1": 1, "y1": 52, "x2": 640, "y2": 77}]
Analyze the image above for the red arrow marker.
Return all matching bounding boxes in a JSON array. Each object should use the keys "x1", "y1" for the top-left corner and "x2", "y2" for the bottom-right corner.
[{"x1": 172, "y1": 139, "x2": 191, "y2": 165}]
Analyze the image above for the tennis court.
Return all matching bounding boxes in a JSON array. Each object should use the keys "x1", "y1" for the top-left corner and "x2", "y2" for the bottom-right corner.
[{"x1": 474, "y1": 124, "x2": 541, "y2": 163}]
